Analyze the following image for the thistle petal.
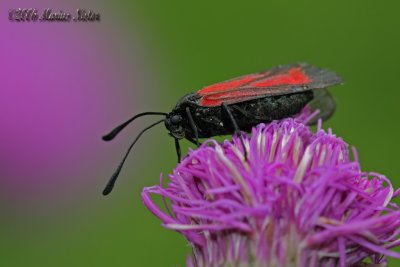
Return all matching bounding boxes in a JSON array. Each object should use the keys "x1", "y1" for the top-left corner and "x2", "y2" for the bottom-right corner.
[{"x1": 142, "y1": 118, "x2": 400, "y2": 267}]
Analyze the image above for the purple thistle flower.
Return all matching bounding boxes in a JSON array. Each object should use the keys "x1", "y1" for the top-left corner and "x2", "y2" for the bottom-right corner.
[{"x1": 142, "y1": 117, "x2": 400, "y2": 267}]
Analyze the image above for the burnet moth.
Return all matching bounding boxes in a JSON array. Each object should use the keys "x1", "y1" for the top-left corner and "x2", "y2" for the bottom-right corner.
[{"x1": 102, "y1": 63, "x2": 343, "y2": 195}]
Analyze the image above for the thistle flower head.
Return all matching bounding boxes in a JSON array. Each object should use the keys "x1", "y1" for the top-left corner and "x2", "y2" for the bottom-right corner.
[{"x1": 142, "y1": 118, "x2": 400, "y2": 267}]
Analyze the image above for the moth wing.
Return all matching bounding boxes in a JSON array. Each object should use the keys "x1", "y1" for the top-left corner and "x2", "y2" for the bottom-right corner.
[
  {"x1": 306, "y1": 89, "x2": 336, "y2": 125},
  {"x1": 197, "y1": 63, "x2": 342, "y2": 107}
]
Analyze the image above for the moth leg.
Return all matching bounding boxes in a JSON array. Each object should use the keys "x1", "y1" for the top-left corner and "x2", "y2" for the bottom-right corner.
[
  {"x1": 174, "y1": 138, "x2": 181, "y2": 163},
  {"x1": 185, "y1": 107, "x2": 200, "y2": 147},
  {"x1": 221, "y1": 102, "x2": 248, "y2": 160},
  {"x1": 186, "y1": 136, "x2": 202, "y2": 146}
]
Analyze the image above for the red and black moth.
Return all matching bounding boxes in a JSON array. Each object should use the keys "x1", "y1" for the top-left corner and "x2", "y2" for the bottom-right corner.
[{"x1": 102, "y1": 63, "x2": 343, "y2": 195}]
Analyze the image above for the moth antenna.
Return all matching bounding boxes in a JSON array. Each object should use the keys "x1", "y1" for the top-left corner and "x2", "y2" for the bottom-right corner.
[
  {"x1": 102, "y1": 119, "x2": 165, "y2": 196},
  {"x1": 102, "y1": 112, "x2": 168, "y2": 141}
]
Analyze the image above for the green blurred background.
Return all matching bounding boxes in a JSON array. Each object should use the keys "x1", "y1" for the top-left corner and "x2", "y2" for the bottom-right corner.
[{"x1": 1, "y1": 0, "x2": 400, "y2": 266}]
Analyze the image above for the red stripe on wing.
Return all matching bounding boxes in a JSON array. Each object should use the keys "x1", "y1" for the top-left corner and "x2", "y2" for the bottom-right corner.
[
  {"x1": 250, "y1": 68, "x2": 311, "y2": 87},
  {"x1": 200, "y1": 90, "x2": 261, "y2": 107},
  {"x1": 198, "y1": 74, "x2": 265, "y2": 95}
]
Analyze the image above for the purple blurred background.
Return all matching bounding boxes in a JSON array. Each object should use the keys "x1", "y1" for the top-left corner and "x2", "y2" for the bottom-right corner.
[{"x1": 0, "y1": 0, "x2": 149, "y2": 217}]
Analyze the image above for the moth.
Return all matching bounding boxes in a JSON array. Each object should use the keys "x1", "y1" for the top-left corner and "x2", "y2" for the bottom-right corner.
[{"x1": 102, "y1": 63, "x2": 343, "y2": 195}]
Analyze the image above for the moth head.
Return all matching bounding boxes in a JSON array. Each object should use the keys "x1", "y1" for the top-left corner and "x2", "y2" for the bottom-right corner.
[{"x1": 165, "y1": 113, "x2": 185, "y2": 139}]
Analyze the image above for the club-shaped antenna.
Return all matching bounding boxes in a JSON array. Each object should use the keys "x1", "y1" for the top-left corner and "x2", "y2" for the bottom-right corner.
[
  {"x1": 102, "y1": 112, "x2": 168, "y2": 141},
  {"x1": 102, "y1": 118, "x2": 166, "y2": 196}
]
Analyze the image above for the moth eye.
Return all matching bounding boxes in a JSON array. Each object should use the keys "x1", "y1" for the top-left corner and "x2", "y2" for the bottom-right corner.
[{"x1": 171, "y1": 115, "x2": 182, "y2": 125}]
